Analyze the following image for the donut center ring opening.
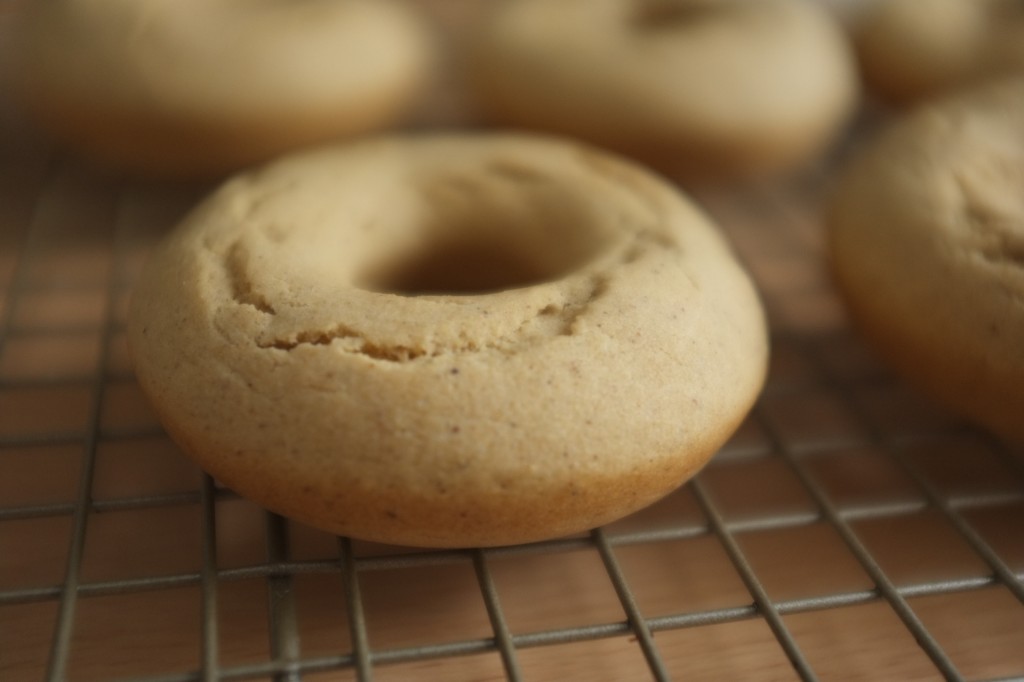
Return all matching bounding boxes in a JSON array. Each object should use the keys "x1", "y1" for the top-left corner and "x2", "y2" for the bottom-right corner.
[
  {"x1": 355, "y1": 180, "x2": 616, "y2": 297},
  {"x1": 362, "y1": 238, "x2": 561, "y2": 296},
  {"x1": 632, "y1": 0, "x2": 727, "y2": 29}
]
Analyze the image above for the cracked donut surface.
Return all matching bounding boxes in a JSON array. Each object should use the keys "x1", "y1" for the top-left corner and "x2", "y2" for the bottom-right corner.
[
  {"x1": 128, "y1": 134, "x2": 768, "y2": 547},
  {"x1": 829, "y1": 79, "x2": 1024, "y2": 442}
]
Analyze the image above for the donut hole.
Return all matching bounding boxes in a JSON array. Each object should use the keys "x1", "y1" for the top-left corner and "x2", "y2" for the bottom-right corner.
[
  {"x1": 365, "y1": 238, "x2": 563, "y2": 295},
  {"x1": 632, "y1": 0, "x2": 726, "y2": 29},
  {"x1": 357, "y1": 197, "x2": 611, "y2": 296}
]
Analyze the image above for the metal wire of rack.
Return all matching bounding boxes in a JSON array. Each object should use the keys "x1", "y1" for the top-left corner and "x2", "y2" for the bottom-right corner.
[{"x1": 2, "y1": 123, "x2": 1023, "y2": 681}]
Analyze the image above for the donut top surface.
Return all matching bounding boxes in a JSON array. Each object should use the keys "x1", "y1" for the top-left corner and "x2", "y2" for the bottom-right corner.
[
  {"x1": 182, "y1": 136, "x2": 719, "y2": 356},
  {"x1": 128, "y1": 134, "x2": 768, "y2": 546},
  {"x1": 147, "y1": 134, "x2": 765, "y2": 372}
]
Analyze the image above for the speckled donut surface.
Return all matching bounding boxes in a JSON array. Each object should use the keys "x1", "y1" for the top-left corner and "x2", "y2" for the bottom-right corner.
[
  {"x1": 128, "y1": 134, "x2": 768, "y2": 547},
  {"x1": 5, "y1": 0, "x2": 433, "y2": 176},
  {"x1": 829, "y1": 79, "x2": 1024, "y2": 442},
  {"x1": 467, "y1": 0, "x2": 858, "y2": 179}
]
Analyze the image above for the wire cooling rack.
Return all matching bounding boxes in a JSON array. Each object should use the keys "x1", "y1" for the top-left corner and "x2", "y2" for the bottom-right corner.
[{"x1": 2, "y1": 125, "x2": 1023, "y2": 682}]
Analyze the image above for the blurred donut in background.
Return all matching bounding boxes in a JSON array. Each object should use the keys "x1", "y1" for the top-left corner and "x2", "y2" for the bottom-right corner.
[
  {"x1": 3, "y1": 0, "x2": 435, "y2": 177},
  {"x1": 854, "y1": 0, "x2": 1024, "y2": 106},
  {"x1": 829, "y1": 77, "x2": 1024, "y2": 442},
  {"x1": 466, "y1": 0, "x2": 859, "y2": 181}
]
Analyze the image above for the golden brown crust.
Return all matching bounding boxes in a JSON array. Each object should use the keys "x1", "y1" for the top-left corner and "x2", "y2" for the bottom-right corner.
[
  {"x1": 5, "y1": 0, "x2": 434, "y2": 176},
  {"x1": 128, "y1": 134, "x2": 768, "y2": 547},
  {"x1": 466, "y1": 0, "x2": 859, "y2": 180},
  {"x1": 829, "y1": 78, "x2": 1024, "y2": 442}
]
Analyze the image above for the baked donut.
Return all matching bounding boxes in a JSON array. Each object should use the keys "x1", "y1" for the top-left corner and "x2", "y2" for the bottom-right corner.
[
  {"x1": 4, "y1": 0, "x2": 433, "y2": 176},
  {"x1": 128, "y1": 134, "x2": 768, "y2": 547},
  {"x1": 466, "y1": 0, "x2": 859, "y2": 179},
  {"x1": 854, "y1": 0, "x2": 1024, "y2": 105},
  {"x1": 829, "y1": 78, "x2": 1024, "y2": 442}
]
